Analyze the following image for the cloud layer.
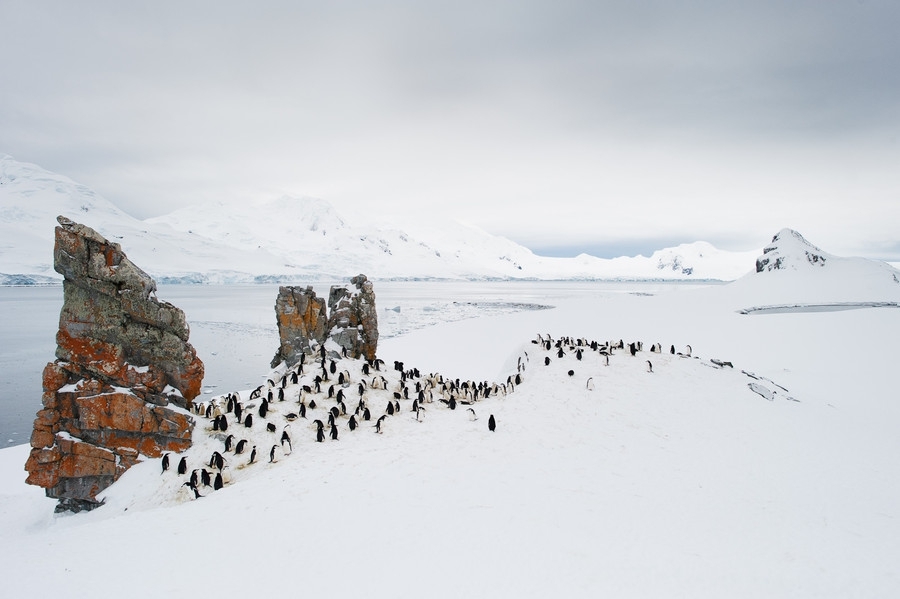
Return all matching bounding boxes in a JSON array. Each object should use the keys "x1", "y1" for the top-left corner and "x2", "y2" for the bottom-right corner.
[{"x1": 2, "y1": 1, "x2": 898, "y2": 258}]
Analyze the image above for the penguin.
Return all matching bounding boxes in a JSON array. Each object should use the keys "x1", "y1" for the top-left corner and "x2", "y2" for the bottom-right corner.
[
  {"x1": 386, "y1": 401, "x2": 395, "y2": 416},
  {"x1": 178, "y1": 456, "x2": 188, "y2": 475},
  {"x1": 309, "y1": 399, "x2": 317, "y2": 410},
  {"x1": 448, "y1": 397, "x2": 456, "y2": 410},
  {"x1": 330, "y1": 423, "x2": 339, "y2": 440},
  {"x1": 235, "y1": 439, "x2": 247, "y2": 455},
  {"x1": 544, "y1": 356, "x2": 551, "y2": 366},
  {"x1": 586, "y1": 377, "x2": 595, "y2": 391},
  {"x1": 670, "y1": 345, "x2": 676, "y2": 354},
  {"x1": 224, "y1": 434, "x2": 234, "y2": 452},
  {"x1": 218, "y1": 415, "x2": 228, "y2": 431},
  {"x1": 190, "y1": 469, "x2": 199, "y2": 488},
  {"x1": 416, "y1": 406, "x2": 425, "y2": 422},
  {"x1": 467, "y1": 407, "x2": 477, "y2": 421},
  {"x1": 363, "y1": 407, "x2": 371, "y2": 421},
  {"x1": 209, "y1": 451, "x2": 224, "y2": 471},
  {"x1": 259, "y1": 398, "x2": 269, "y2": 419},
  {"x1": 375, "y1": 414, "x2": 387, "y2": 434},
  {"x1": 249, "y1": 446, "x2": 257, "y2": 464},
  {"x1": 278, "y1": 388, "x2": 285, "y2": 402},
  {"x1": 161, "y1": 453, "x2": 170, "y2": 473},
  {"x1": 646, "y1": 360, "x2": 653, "y2": 373},
  {"x1": 568, "y1": 369, "x2": 575, "y2": 376},
  {"x1": 201, "y1": 469, "x2": 211, "y2": 487},
  {"x1": 394, "y1": 400, "x2": 401, "y2": 414},
  {"x1": 488, "y1": 414, "x2": 496, "y2": 432},
  {"x1": 281, "y1": 429, "x2": 292, "y2": 452},
  {"x1": 234, "y1": 401, "x2": 243, "y2": 423},
  {"x1": 327, "y1": 412, "x2": 336, "y2": 427},
  {"x1": 244, "y1": 414, "x2": 253, "y2": 428},
  {"x1": 330, "y1": 406, "x2": 340, "y2": 420},
  {"x1": 214, "y1": 472, "x2": 224, "y2": 490},
  {"x1": 267, "y1": 422, "x2": 277, "y2": 433},
  {"x1": 298, "y1": 403, "x2": 307, "y2": 418},
  {"x1": 182, "y1": 481, "x2": 201, "y2": 499},
  {"x1": 349, "y1": 414, "x2": 358, "y2": 431},
  {"x1": 212, "y1": 415, "x2": 221, "y2": 431},
  {"x1": 316, "y1": 428, "x2": 325, "y2": 443},
  {"x1": 285, "y1": 412, "x2": 298, "y2": 421},
  {"x1": 269, "y1": 445, "x2": 278, "y2": 463}
]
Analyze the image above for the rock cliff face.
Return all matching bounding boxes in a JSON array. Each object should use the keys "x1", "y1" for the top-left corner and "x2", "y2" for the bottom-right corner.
[
  {"x1": 25, "y1": 216, "x2": 203, "y2": 512},
  {"x1": 272, "y1": 274, "x2": 379, "y2": 366}
]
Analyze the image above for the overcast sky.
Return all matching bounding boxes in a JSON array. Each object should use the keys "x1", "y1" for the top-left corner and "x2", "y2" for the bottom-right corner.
[{"x1": 2, "y1": 1, "x2": 898, "y2": 258}]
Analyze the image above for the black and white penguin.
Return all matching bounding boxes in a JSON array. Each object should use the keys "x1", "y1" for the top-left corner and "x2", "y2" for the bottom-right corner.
[
  {"x1": 182, "y1": 481, "x2": 201, "y2": 499},
  {"x1": 244, "y1": 414, "x2": 253, "y2": 428},
  {"x1": 267, "y1": 422, "x2": 277, "y2": 433},
  {"x1": 586, "y1": 377, "x2": 594, "y2": 391},
  {"x1": 374, "y1": 414, "x2": 387, "y2": 434},
  {"x1": 349, "y1": 414, "x2": 358, "y2": 431},
  {"x1": 269, "y1": 445, "x2": 278, "y2": 463},
  {"x1": 647, "y1": 360, "x2": 653, "y2": 373},
  {"x1": 281, "y1": 430, "x2": 292, "y2": 452},
  {"x1": 178, "y1": 456, "x2": 188, "y2": 475},
  {"x1": 201, "y1": 469, "x2": 211, "y2": 487},
  {"x1": 249, "y1": 446, "x2": 257, "y2": 464},
  {"x1": 544, "y1": 356, "x2": 551, "y2": 366},
  {"x1": 467, "y1": 407, "x2": 477, "y2": 421},
  {"x1": 330, "y1": 423, "x2": 339, "y2": 440},
  {"x1": 259, "y1": 398, "x2": 269, "y2": 419},
  {"x1": 488, "y1": 414, "x2": 496, "y2": 432},
  {"x1": 235, "y1": 439, "x2": 247, "y2": 455},
  {"x1": 214, "y1": 472, "x2": 224, "y2": 490},
  {"x1": 224, "y1": 434, "x2": 234, "y2": 452},
  {"x1": 161, "y1": 453, "x2": 170, "y2": 473}
]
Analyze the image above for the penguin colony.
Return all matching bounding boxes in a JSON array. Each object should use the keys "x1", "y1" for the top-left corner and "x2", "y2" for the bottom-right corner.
[{"x1": 162, "y1": 346, "x2": 518, "y2": 501}]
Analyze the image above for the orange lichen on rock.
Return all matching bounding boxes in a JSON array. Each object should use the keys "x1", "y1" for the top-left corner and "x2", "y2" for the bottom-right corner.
[{"x1": 25, "y1": 216, "x2": 202, "y2": 512}]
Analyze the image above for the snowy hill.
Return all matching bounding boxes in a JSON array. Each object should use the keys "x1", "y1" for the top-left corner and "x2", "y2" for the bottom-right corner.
[
  {"x1": 2, "y1": 155, "x2": 762, "y2": 283},
  {"x1": 723, "y1": 228, "x2": 900, "y2": 309},
  {"x1": 3, "y1": 265, "x2": 900, "y2": 597}
]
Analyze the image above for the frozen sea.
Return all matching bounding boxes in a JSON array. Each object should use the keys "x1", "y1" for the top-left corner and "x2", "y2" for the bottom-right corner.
[{"x1": 0, "y1": 281, "x2": 709, "y2": 445}]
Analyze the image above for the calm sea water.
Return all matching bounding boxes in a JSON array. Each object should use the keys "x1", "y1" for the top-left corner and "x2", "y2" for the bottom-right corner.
[{"x1": 0, "y1": 281, "x2": 708, "y2": 445}]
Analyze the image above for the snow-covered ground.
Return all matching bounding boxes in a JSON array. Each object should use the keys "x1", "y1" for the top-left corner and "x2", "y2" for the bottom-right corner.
[{"x1": 2, "y1": 252, "x2": 899, "y2": 597}]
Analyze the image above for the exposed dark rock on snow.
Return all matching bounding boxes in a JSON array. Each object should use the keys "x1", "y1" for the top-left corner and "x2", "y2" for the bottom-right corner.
[
  {"x1": 756, "y1": 229, "x2": 828, "y2": 273},
  {"x1": 271, "y1": 274, "x2": 379, "y2": 366},
  {"x1": 25, "y1": 216, "x2": 203, "y2": 512}
]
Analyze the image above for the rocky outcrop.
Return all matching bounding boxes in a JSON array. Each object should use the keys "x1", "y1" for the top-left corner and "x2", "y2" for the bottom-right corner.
[
  {"x1": 270, "y1": 285, "x2": 328, "y2": 367},
  {"x1": 756, "y1": 229, "x2": 828, "y2": 273},
  {"x1": 25, "y1": 216, "x2": 203, "y2": 512},
  {"x1": 272, "y1": 274, "x2": 379, "y2": 366},
  {"x1": 327, "y1": 274, "x2": 379, "y2": 362}
]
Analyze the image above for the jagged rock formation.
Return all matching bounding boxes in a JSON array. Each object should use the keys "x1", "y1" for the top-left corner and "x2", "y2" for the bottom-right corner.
[
  {"x1": 270, "y1": 285, "x2": 328, "y2": 367},
  {"x1": 327, "y1": 274, "x2": 379, "y2": 361},
  {"x1": 25, "y1": 216, "x2": 203, "y2": 512},
  {"x1": 272, "y1": 274, "x2": 379, "y2": 366},
  {"x1": 756, "y1": 229, "x2": 828, "y2": 273}
]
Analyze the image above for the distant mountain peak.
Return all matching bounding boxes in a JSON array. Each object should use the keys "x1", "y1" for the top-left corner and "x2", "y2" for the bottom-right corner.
[{"x1": 755, "y1": 228, "x2": 829, "y2": 273}]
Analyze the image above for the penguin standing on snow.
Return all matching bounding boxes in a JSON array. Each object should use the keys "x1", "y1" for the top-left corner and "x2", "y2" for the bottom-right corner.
[
  {"x1": 161, "y1": 453, "x2": 170, "y2": 473},
  {"x1": 177, "y1": 456, "x2": 188, "y2": 475},
  {"x1": 249, "y1": 446, "x2": 257, "y2": 464},
  {"x1": 375, "y1": 414, "x2": 387, "y2": 434},
  {"x1": 646, "y1": 360, "x2": 653, "y2": 373},
  {"x1": 235, "y1": 439, "x2": 247, "y2": 455},
  {"x1": 488, "y1": 414, "x2": 496, "y2": 432},
  {"x1": 467, "y1": 408, "x2": 478, "y2": 421}
]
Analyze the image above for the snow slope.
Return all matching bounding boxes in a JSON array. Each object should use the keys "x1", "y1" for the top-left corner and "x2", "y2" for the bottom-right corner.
[
  {"x1": 2, "y1": 155, "x2": 761, "y2": 282},
  {"x1": 2, "y1": 234, "x2": 899, "y2": 598}
]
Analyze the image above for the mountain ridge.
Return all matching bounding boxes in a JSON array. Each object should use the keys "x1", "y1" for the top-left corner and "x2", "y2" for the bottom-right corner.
[{"x1": 0, "y1": 154, "x2": 832, "y2": 284}]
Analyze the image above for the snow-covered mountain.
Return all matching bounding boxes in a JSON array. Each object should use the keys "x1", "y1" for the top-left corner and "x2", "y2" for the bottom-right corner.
[{"x1": 2, "y1": 154, "x2": 762, "y2": 282}]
